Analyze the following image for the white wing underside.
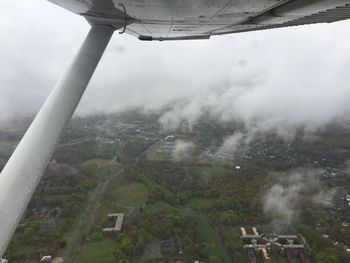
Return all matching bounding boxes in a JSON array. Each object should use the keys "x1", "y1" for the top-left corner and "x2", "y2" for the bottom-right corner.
[{"x1": 49, "y1": 0, "x2": 350, "y2": 40}]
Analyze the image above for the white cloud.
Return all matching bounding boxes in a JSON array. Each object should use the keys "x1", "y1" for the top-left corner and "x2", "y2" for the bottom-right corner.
[
  {"x1": 2, "y1": 0, "x2": 350, "y2": 136},
  {"x1": 263, "y1": 168, "x2": 322, "y2": 229},
  {"x1": 173, "y1": 140, "x2": 195, "y2": 162}
]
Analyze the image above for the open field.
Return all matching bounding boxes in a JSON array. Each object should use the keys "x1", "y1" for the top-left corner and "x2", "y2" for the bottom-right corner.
[
  {"x1": 78, "y1": 238, "x2": 116, "y2": 263},
  {"x1": 110, "y1": 181, "x2": 149, "y2": 207},
  {"x1": 195, "y1": 212, "x2": 231, "y2": 263},
  {"x1": 148, "y1": 152, "x2": 174, "y2": 161}
]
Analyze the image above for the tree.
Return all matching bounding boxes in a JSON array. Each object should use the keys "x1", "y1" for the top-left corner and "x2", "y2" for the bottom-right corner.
[
  {"x1": 134, "y1": 233, "x2": 145, "y2": 256},
  {"x1": 208, "y1": 256, "x2": 221, "y2": 263},
  {"x1": 316, "y1": 251, "x2": 339, "y2": 263},
  {"x1": 91, "y1": 232, "x2": 103, "y2": 241},
  {"x1": 24, "y1": 227, "x2": 34, "y2": 240},
  {"x1": 59, "y1": 240, "x2": 67, "y2": 248},
  {"x1": 114, "y1": 248, "x2": 127, "y2": 261},
  {"x1": 120, "y1": 237, "x2": 134, "y2": 256}
]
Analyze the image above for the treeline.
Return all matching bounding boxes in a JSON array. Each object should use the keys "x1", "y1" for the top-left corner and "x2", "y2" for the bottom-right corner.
[
  {"x1": 54, "y1": 140, "x2": 115, "y2": 163},
  {"x1": 42, "y1": 181, "x2": 96, "y2": 195}
]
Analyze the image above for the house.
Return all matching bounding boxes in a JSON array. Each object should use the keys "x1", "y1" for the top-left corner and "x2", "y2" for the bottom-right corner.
[
  {"x1": 102, "y1": 213, "x2": 124, "y2": 234},
  {"x1": 346, "y1": 195, "x2": 350, "y2": 202},
  {"x1": 241, "y1": 227, "x2": 310, "y2": 263},
  {"x1": 40, "y1": 255, "x2": 53, "y2": 263},
  {"x1": 52, "y1": 257, "x2": 64, "y2": 263},
  {"x1": 48, "y1": 159, "x2": 62, "y2": 174},
  {"x1": 162, "y1": 239, "x2": 176, "y2": 253}
]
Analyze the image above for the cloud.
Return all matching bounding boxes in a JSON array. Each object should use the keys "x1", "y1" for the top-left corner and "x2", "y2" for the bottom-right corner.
[
  {"x1": 0, "y1": 0, "x2": 88, "y2": 127},
  {"x1": 173, "y1": 140, "x2": 195, "y2": 162},
  {"x1": 2, "y1": 0, "x2": 350, "y2": 137},
  {"x1": 312, "y1": 188, "x2": 337, "y2": 208},
  {"x1": 216, "y1": 132, "x2": 245, "y2": 160},
  {"x1": 263, "y1": 168, "x2": 322, "y2": 229}
]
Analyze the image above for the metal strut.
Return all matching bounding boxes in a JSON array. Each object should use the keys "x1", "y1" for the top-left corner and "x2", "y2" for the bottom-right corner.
[
  {"x1": 0, "y1": 25, "x2": 114, "y2": 257},
  {"x1": 119, "y1": 3, "x2": 127, "y2": 34}
]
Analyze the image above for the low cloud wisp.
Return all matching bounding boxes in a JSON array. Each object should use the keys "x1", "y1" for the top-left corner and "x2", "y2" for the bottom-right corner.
[
  {"x1": 263, "y1": 168, "x2": 324, "y2": 230},
  {"x1": 173, "y1": 140, "x2": 195, "y2": 162}
]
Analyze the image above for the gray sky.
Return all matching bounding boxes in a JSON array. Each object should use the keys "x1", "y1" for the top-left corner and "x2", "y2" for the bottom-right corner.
[{"x1": 2, "y1": 0, "x2": 350, "y2": 135}]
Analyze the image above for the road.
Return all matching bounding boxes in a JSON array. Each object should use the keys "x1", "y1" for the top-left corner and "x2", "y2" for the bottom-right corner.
[{"x1": 143, "y1": 139, "x2": 163, "y2": 157}]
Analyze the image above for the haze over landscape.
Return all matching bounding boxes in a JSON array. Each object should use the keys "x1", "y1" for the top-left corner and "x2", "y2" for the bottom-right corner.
[{"x1": 2, "y1": 0, "x2": 350, "y2": 136}]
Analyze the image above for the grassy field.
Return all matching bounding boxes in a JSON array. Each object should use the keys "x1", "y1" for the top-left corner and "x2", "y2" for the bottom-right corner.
[
  {"x1": 75, "y1": 178, "x2": 149, "y2": 262},
  {"x1": 78, "y1": 238, "x2": 116, "y2": 263},
  {"x1": 63, "y1": 162, "x2": 123, "y2": 262},
  {"x1": 191, "y1": 211, "x2": 231, "y2": 263},
  {"x1": 103, "y1": 177, "x2": 149, "y2": 207},
  {"x1": 191, "y1": 166, "x2": 231, "y2": 178},
  {"x1": 149, "y1": 153, "x2": 174, "y2": 161},
  {"x1": 111, "y1": 181, "x2": 149, "y2": 206},
  {"x1": 93, "y1": 178, "x2": 149, "y2": 227},
  {"x1": 79, "y1": 159, "x2": 121, "y2": 181},
  {"x1": 9, "y1": 244, "x2": 37, "y2": 260},
  {"x1": 80, "y1": 159, "x2": 110, "y2": 170}
]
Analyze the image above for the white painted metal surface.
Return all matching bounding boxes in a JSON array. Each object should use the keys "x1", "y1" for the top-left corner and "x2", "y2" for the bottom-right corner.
[
  {"x1": 49, "y1": 0, "x2": 350, "y2": 40},
  {"x1": 0, "y1": 25, "x2": 114, "y2": 257}
]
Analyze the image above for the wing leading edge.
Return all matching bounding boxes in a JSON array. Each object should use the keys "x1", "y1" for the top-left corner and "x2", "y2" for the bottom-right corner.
[{"x1": 48, "y1": 0, "x2": 350, "y2": 40}]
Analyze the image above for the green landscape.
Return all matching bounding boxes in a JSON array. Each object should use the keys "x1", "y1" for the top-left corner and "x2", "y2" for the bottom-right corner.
[{"x1": 1, "y1": 112, "x2": 350, "y2": 263}]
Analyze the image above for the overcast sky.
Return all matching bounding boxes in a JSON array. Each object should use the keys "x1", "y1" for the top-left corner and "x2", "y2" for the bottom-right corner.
[{"x1": 2, "y1": 0, "x2": 350, "y2": 135}]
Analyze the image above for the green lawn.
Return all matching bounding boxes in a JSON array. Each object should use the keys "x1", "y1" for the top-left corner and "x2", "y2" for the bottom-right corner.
[
  {"x1": 81, "y1": 159, "x2": 110, "y2": 170},
  {"x1": 194, "y1": 213, "x2": 231, "y2": 263},
  {"x1": 109, "y1": 181, "x2": 149, "y2": 206},
  {"x1": 10, "y1": 244, "x2": 37, "y2": 258},
  {"x1": 80, "y1": 160, "x2": 121, "y2": 180},
  {"x1": 78, "y1": 238, "x2": 116, "y2": 263},
  {"x1": 149, "y1": 153, "x2": 173, "y2": 161},
  {"x1": 98, "y1": 163, "x2": 121, "y2": 177},
  {"x1": 94, "y1": 179, "x2": 149, "y2": 224}
]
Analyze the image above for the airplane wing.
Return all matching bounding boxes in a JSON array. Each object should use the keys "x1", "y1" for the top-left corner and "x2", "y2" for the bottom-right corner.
[{"x1": 48, "y1": 0, "x2": 350, "y2": 40}]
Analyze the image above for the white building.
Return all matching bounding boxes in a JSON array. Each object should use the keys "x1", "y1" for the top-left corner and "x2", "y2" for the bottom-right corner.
[
  {"x1": 103, "y1": 213, "x2": 124, "y2": 233},
  {"x1": 40, "y1": 255, "x2": 53, "y2": 263}
]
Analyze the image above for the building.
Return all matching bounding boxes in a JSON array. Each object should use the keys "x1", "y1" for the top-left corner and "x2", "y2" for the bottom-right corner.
[
  {"x1": 48, "y1": 159, "x2": 62, "y2": 174},
  {"x1": 102, "y1": 213, "x2": 124, "y2": 234},
  {"x1": 52, "y1": 257, "x2": 64, "y2": 263},
  {"x1": 241, "y1": 227, "x2": 310, "y2": 263},
  {"x1": 1, "y1": 259, "x2": 8, "y2": 263},
  {"x1": 162, "y1": 239, "x2": 176, "y2": 253},
  {"x1": 40, "y1": 255, "x2": 53, "y2": 263}
]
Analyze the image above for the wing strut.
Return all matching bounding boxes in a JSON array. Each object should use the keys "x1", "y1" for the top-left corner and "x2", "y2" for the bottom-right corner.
[{"x1": 0, "y1": 25, "x2": 114, "y2": 257}]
